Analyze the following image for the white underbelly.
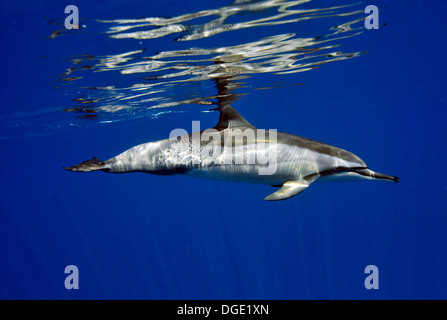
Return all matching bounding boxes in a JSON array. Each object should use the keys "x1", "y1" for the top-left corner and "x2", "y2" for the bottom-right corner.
[{"x1": 186, "y1": 164, "x2": 291, "y2": 185}]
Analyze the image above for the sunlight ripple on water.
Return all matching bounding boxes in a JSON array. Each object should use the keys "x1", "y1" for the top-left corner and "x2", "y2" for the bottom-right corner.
[{"x1": 1, "y1": 0, "x2": 368, "y2": 136}]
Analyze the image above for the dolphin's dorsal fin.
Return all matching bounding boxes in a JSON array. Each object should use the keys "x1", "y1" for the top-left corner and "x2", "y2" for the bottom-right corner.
[
  {"x1": 264, "y1": 177, "x2": 316, "y2": 201},
  {"x1": 214, "y1": 105, "x2": 255, "y2": 131},
  {"x1": 211, "y1": 64, "x2": 254, "y2": 130}
]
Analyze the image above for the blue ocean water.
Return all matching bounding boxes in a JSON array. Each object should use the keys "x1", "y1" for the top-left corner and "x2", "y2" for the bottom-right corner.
[{"x1": 0, "y1": 0, "x2": 446, "y2": 300}]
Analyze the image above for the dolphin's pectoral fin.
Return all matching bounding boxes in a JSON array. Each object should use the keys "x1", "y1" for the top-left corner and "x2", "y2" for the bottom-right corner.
[
  {"x1": 264, "y1": 180, "x2": 309, "y2": 201},
  {"x1": 264, "y1": 178, "x2": 315, "y2": 201}
]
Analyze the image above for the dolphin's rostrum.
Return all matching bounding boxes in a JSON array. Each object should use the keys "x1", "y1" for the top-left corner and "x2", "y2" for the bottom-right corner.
[{"x1": 65, "y1": 104, "x2": 398, "y2": 201}]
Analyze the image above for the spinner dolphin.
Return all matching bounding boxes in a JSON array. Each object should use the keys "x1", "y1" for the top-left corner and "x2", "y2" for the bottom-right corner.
[{"x1": 65, "y1": 104, "x2": 398, "y2": 201}]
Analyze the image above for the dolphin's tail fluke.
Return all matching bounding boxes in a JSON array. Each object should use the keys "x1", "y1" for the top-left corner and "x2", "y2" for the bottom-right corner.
[
  {"x1": 64, "y1": 156, "x2": 109, "y2": 172},
  {"x1": 353, "y1": 168, "x2": 399, "y2": 183}
]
